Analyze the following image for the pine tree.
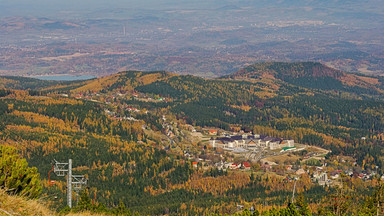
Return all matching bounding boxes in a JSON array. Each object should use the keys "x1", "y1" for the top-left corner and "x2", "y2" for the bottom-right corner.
[
  {"x1": 250, "y1": 173, "x2": 255, "y2": 182},
  {"x1": 77, "y1": 189, "x2": 92, "y2": 211},
  {"x1": 285, "y1": 203, "x2": 301, "y2": 216},
  {"x1": 295, "y1": 194, "x2": 312, "y2": 216},
  {"x1": 0, "y1": 145, "x2": 42, "y2": 198},
  {"x1": 114, "y1": 200, "x2": 131, "y2": 216}
]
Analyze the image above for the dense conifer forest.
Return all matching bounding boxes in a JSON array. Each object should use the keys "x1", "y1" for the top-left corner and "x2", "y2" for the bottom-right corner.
[{"x1": 1, "y1": 62, "x2": 384, "y2": 215}]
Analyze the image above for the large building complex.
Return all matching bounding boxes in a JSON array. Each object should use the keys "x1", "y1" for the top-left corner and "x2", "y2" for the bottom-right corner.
[{"x1": 209, "y1": 134, "x2": 294, "y2": 150}]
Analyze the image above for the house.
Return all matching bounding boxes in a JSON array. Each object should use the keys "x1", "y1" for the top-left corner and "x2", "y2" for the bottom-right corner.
[
  {"x1": 192, "y1": 162, "x2": 198, "y2": 168},
  {"x1": 184, "y1": 151, "x2": 192, "y2": 158},
  {"x1": 229, "y1": 163, "x2": 241, "y2": 170},
  {"x1": 215, "y1": 161, "x2": 225, "y2": 170},
  {"x1": 242, "y1": 162, "x2": 251, "y2": 171},
  {"x1": 330, "y1": 171, "x2": 340, "y2": 179},
  {"x1": 209, "y1": 130, "x2": 218, "y2": 136},
  {"x1": 329, "y1": 170, "x2": 342, "y2": 179},
  {"x1": 261, "y1": 162, "x2": 272, "y2": 171},
  {"x1": 126, "y1": 107, "x2": 139, "y2": 112},
  {"x1": 223, "y1": 162, "x2": 232, "y2": 169},
  {"x1": 296, "y1": 168, "x2": 306, "y2": 175},
  {"x1": 345, "y1": 169, "x2": 354, "y2": 177},
  {"x1": 185, "y1": 124, "x2": 196, "y2": 132}
]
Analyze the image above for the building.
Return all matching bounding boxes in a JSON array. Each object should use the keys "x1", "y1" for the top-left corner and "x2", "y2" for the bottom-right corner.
[
  {"x1": 229, "y1": 163, "x2": 241, "y2": 170},
  {"x1": 296, "y1": 168, "x2": 306, "y2": 175},
  {"x1": 280, "y1": 140, "x2": 295, "y2": 148},
  {"x1": 242, "y1": 162, "x2": 251, "y2": 171},
  {"x1": 313, "y1": 170, "x2": 329, "y2": 186},
  {"x1": 192, "y1": 162, "x2": 198, "y2": 168},
  {"x1": 317, "y1": 172, "x2": 328, "y2": 186},
  {"x1": 209, "y1": 134, "x2": 294, "y2": 150},
  {"x1": 208, "y1": 130, "x2": 218, "y2": 136}
]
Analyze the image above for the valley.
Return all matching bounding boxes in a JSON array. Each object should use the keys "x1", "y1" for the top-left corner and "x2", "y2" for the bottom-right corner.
[
  {"x1": 1, "y1": 1, "x2": 384, "y2": 78},
  {"x1": 2, "y1": 1, "x2": 384, "y2": 215},
  {"x1": 1, "y1": 62, "x2": 384, "y2": 215}
]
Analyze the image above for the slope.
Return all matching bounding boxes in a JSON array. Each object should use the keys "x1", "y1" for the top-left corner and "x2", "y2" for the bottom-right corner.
[
  {"x1": 0, "y1": 189, "x2": 109, "y2": 216},
  {"x1": 0, "y1": 189, "x2": 53, "y2": 216},
  {"x1": 1, "y1": 63, "x2": 384, "y2": 215},
  {"x1": 131, "y1": 63, "x2": 384, "y2": 169},
  {"x1": 71, "y1": 71, "x2": 175, "y2": 93},
  {"x1": 0, "y1": 76, "x2": 61, "y2": 90},
  {"x1": 225, "y1": 62, "x2": 384, "y2": 94},
  {"x1": 0, "y1": 76, "x2": 90, "y2": 92},
  {"x1": 0, "y1": 90, "x2": 219, "y2": 215}
]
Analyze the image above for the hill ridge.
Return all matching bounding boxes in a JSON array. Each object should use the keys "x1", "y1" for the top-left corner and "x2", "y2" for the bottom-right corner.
[
  {"x1": 226, "y1": 62, "x2": 345, "y2": 79},
  {"x1": 223, "y1": 62, "x2": 384, "y2": 93}
]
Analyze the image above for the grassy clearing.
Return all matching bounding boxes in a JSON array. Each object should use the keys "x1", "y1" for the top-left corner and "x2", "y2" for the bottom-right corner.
[{"x1": 0, "y1": 190, "x2": 107, "y2": 216}]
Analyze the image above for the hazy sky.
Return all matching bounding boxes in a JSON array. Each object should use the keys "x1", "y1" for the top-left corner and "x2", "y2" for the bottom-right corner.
[
  {"x1": 1, "y1": 0, "x2": 383, "y2": 22},
  {"x1": 0, "y1": 0, "x2": 218, "y2": 17}
]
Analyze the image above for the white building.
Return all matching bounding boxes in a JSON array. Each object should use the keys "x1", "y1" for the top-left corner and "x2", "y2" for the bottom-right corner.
[{"x1": 210, "y1": 135, "x2": 294, "y2": 150}]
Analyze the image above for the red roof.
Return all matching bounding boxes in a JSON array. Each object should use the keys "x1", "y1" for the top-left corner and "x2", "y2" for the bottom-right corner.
[
  {"x1": 192, "y1": 162, "x2": 198, "y2": 165},
  {"x1": 243, "y1": 162, "x2": 251, "y2": 168}
]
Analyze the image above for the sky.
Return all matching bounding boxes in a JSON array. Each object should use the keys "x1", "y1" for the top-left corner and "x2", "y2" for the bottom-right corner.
[
  {"x1": 1, "y1": 0, "x2": 383, "y2": 18},
  {"x1": 1, "y1": 0, "x2": 156, "y2": 18},
  {"x1": 0, "y1": 0, "x2": 217, "y2": 17}
]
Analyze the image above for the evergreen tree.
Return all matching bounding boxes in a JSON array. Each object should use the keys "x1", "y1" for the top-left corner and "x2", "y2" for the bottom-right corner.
[
  {"x1": 295, "y1": 194, "x2": 312, "y2": 216},
  {"x1": 359, "y1": 181, "x2": 384, "y2": 216},
  {"x1": 285, "y1": 203, "x2": 301, "y2": 216},
  {"x1": 0, "y1": 145, "x2": 42, "y2": 198},
  {"x1": 77, "y1": 189, "x2": 92, "y2": 211},
  {"x1": 113, "y1": 200, "x2": 131, "y2": 216}
]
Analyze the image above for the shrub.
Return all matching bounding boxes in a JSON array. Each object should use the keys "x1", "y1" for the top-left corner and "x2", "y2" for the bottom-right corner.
[{"x1": 0, "y1": 145, "x2": 42, "y2": 198}]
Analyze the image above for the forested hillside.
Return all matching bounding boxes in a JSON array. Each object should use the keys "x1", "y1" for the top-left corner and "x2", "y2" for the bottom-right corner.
[
  {"x1": 225, "y1": 62, "x2": 384, "y2": 95},
  {"x1": 71, "y1": 71, "x2": 174, "y2": 93},
  {"x1": 1, "y1": 62, "x2": 384, "y2": 215},
  {"x1": 0, "y1": 91, "x2": 194, "y2": 214},
  {"x1": 0, "y1": 76, "x2": 88, "y2": 91},
  {"x1": 133, "y1": 63, "x2": 384, "y2": 172}
]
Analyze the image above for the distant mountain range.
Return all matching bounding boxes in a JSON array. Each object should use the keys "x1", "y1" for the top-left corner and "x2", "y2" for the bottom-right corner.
[
  {"x1": 225, "y1": 62, "x2": 384, "y2": 94},
  {"x1": 2, "y1": 62, "x2": 383, "y2": 97}
]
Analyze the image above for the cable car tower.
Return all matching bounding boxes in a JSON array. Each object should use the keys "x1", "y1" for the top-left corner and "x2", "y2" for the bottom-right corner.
[{"x1": 52, "y1": 159, "x2": 88, "y2": 208}]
